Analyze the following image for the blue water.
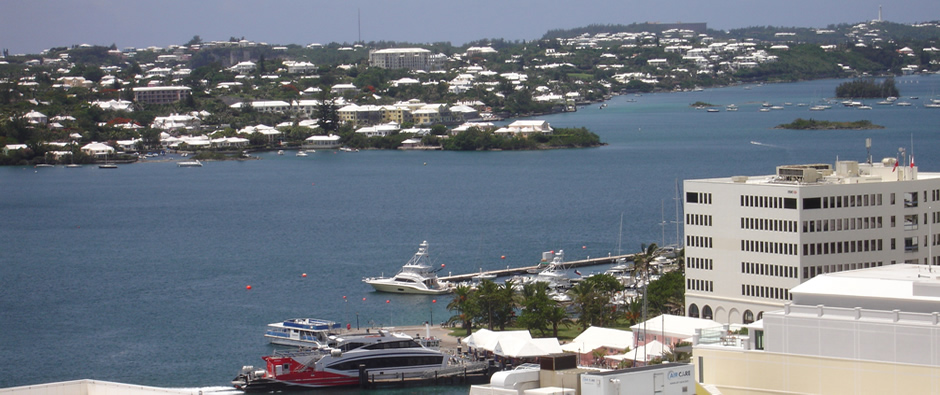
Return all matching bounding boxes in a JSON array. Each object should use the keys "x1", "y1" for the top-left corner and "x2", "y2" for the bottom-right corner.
[{"x1": 1, "y1": 75, "x2": 939, "y2": 390}]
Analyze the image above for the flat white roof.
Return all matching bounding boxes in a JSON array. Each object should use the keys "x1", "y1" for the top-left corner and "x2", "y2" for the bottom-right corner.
[
  {"x1": 132, "y1": 86, "x2": 191, "y2": 91},
  {"x1": 792, "y1": 264, "x2": 940, "y2": 313}
]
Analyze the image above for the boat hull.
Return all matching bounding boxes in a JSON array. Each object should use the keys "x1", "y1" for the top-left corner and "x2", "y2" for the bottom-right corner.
[{"x1": 365, "y1": 280, "x2": 450, "y2": 295}]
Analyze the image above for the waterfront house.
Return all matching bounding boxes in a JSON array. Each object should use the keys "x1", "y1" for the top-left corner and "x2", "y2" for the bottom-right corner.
[
  {"x1": 304, "y1": 134, "x2": 341, "y2": 149},
  {"x1": 493, "y1": 120, "x2": 553, "y2": 137}
]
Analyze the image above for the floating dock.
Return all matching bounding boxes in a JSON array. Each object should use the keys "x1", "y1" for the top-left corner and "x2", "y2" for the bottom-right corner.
[{"x1": 439, "y1": 253, "x2": 635, "y2": 283}]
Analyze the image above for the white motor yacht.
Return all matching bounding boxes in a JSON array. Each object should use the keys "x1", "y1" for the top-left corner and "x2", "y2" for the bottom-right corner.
[
  {"x1": 363, "y1": 241, "x2": 452, "y2": 294},
  {"x1": 264, "y1": 318, "x2": 340, "y2": 347}
]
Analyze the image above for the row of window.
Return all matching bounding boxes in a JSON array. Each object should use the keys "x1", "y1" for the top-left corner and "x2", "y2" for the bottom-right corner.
[
  {"x1": 806, "y1": 193, "x2": 884, "y2": 210},
  {"x1": 687, "y1": 256, "x2": 713, "y2": 270},
  {"x1": 686, "y1": 278, "x2": 713, "y2": 292},
  {"x1": 686, "y1": 192, "x2": 713, "y2": 204},
  {"x1": 803, "y1": 261, "x2": 884, "y2": 279},
  {"x1": 803, "y1": 216, "x2": 883, "y2": 233},
  {"x1": 687, "y1": 213, "x2": 713, "y2": 226},
  {"x1": 742, "y1": 284, "x2": 791, "y2": 301},
  {"x1": 741, "y1": 195, "x2": 797, "y2": 209},
  {"x1": 803, "y1": 239, "x2": 883, "y2": 256},
  {"x1": 742, "y1": 217, "x2": 798, "y2": 232},
  {"x1": 741, "y1": 261, "x2": 798, "y2": 278},
  {"x1": 741, "y1": 240, "x2": 799, "y2": 255},
  {"x1": 686, "y1": 235, "x2": 713, "y2": 248}
]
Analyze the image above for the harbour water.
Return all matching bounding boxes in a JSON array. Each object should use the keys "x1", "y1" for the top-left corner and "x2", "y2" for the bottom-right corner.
[{"x1": 1, "y1": 75, "x2": 939, "y2": 392}]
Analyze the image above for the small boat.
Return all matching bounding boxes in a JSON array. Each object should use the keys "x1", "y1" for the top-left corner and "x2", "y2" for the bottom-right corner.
[
  {"x1": 66, "y1": 164, "x2": 82, "y2": 168},
  {"x1": 896, "y1": 102, "x2": 913, "y2": 107},
  {"x1": 363, "y1": 241, "x2": 452, "y2": 294},
  {"x1": 339, "y1": 147, "x2": 359, "y2": 152},
  {"x1": 277, "y1": 150, "x2": 284, "y2": 155},
  {"x1": 264, "y1": 318, "x2": 340, "y2": 347},
  {"x1": 725, "y1": 104, "x2": 738, "y2": 111},
  {"x1": 178, "y1": 160, "x2": 203, "y2": 167},
  {"x1": 296, "y1": 150, "x2": 308, "y2": 157},
  {"x1": 34, "y1": 164, "x2": 54, "y2": 168},
  {"x1": 857, "y1": 105, "x2": 873, "y2": 110},
  {"x1": 233, "y1": 330, "x2": 447, "y2": 391},
  {"x1": 809, "y1": 105, "x2": 827, "y2": 111},
  {"x1": 706, "y1": 108, "x2": 720, "y2": 113},
  {"x1": 98, "y1": 164, "x2": 117, "y2": 169},
  {"x1": 759, "y1": 108, "x2": 770, "y2": 112}
]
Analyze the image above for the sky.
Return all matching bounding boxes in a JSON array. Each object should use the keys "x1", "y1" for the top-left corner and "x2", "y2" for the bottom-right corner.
[{"x1": 1, "y1": 0, "x2": 938, "y2": 55}]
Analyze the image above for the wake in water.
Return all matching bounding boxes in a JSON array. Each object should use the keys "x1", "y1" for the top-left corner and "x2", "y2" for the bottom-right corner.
[{"x1": 750, "y1": 141, "x2": 783, "y2": 148}]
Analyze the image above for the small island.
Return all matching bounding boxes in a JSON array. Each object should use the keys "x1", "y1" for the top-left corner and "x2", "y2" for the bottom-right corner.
[
  {"x1": 690, "y1": 101, "x2": 717, "y2": 108},
  {"x1": 774, "y1": 118, "x2": 885, "y2": 130}
]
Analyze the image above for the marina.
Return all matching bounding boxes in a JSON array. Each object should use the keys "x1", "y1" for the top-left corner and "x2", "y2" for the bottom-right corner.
[{"x1": 438, "y1": 253, "x2": 637, "y2": 283}]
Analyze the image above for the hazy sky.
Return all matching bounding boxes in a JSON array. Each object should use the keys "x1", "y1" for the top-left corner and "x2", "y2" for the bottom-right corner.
[{"x1": 1, "y1": 0, "x2": 937, "y2": 55}]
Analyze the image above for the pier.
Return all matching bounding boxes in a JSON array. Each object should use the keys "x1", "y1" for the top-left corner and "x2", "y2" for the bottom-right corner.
[{"x1": 439, "y1": 253, "x2": 635, "y2": 283}]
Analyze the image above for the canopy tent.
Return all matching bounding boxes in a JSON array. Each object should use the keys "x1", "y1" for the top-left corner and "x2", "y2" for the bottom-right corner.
[{"x1": 604, "y1": 340, "x2": 669, "y2": 365}]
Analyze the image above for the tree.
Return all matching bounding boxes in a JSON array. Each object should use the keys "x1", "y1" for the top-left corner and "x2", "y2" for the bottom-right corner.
[
  {"x1": 446, "y1": 285, "x2": 476, "y2": 336},
  {"x1": 315, "y1": 91, "x2": 340, "y2": 133},
  {"x1": 186, "y1": 35, "x2": 203, "y2": 47},
  {"x1": 475, "y1": 279, "x2": 500, "y2": 330}
]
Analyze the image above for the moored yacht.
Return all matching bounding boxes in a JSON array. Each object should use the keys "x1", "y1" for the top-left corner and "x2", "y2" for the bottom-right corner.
[
  {"x1": 264, "y1": 318, "x2": 341, "y2": 347},
  {"x1": 234, "y1": 329, "x2": 447, "y2": 391},
  {"x1": 363, "y1": 241, "x2": 452, "y2": 294}
]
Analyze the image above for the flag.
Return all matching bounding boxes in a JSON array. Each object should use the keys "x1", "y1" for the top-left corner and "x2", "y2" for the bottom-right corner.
[
  {"x1": 575, "y1": 270, "x2": 582, "y2": 276},
  {"x1": 911, "y1": 155, "x2": 915, "y2": 168},
  {"x1": 893, "y1": 160, "x2": 899, "y2": 172}
]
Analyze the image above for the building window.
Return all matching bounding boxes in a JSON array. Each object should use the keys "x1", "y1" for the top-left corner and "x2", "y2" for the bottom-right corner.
[
  {"x1": 688, "y1": 304, "x2": 699, "y2": 318},
  {"x1": 803, "y1": 197, "x2": 821, "y2": 209},
  {"x1": 702, "y1": 305, "x2": 713, "y2": 320},
  {"x1": 743, "y1": 310, "x2": 754, "y2": 324}
]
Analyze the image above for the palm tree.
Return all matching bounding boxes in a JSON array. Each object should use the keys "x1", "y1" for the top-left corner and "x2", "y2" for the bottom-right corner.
[
  {"x1": 494, "y1": 279, "x2": 518, "y2": 330},
  {"x1": 475, "y1": 279, "x2": 500, "y2": 330},
  {"x1": 447, "y1": 285, "x2": 476, "y2": 336},
  {"x1": 545, "y1": 303, "x2": 574, "y2": 338}
]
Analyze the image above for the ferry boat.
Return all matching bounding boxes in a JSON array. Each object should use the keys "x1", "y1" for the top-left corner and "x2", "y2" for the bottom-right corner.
[
  {"x1": 264, "y1": 318, "x2": 341, "y2": 347},
  {"x1": 233, "y1": 330, "x2": 447, "y2": 391},
  {"x1": 363, "y1": 241, "x2": 453, "y2": 294}
]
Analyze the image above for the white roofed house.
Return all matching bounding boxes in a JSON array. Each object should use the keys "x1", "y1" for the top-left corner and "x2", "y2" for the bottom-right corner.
[
  {"x1": 355, "y1": 122, "x2": 399, "y2": 137},
  {"x1": 229, "y1": 61, "x2": 256, "y2": 74},
  {"x1": 303, "y1": 134, "x2": 341, "y2": 150},
  {"x1": 493, "y1": 120, "x2": 553, "y2": 137},
  {"x1": 24, "y1": 110, "x2": 47, "y2": 125},
  {"x1": 80, "y1": 142, "x2": 115, "y2": 157}
]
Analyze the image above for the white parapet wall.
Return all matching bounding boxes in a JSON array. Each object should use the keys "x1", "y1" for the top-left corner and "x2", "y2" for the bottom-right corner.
[{"x1": 0, "y1": 380, "x2": 212, "y2": 395}]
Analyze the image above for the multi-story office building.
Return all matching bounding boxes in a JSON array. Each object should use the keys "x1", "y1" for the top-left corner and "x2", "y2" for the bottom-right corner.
[
  {"x1": 369, "y1": 48, "x2": 445, "y2": 71},
  {"x1": 683, "y1": 158, "x2": 940, "y2": 324},
  {"x1": 132, "y1": 86, "x2": 191, "y2": 104}
]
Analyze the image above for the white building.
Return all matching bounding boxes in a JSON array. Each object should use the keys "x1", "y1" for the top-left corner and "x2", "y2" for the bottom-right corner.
[
  {"x1": 683, "y1": 157, "x2": 940, "y2": 324},
  {"x1": 369, "y1": 48, "x2": 445, "y2": 71},
  {"x1": 493, "y1": 120, "x2": 554, "y2": 137},
  {"x1": 693, "y1": 264, "x2": 940, "y2": 394},
  {"x1": 133, "y1": 86, "x2": 191, "y2": 104}
]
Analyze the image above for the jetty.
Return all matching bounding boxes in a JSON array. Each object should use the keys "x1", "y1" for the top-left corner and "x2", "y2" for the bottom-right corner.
[{"x1": 439, "y1": 253, "x2": 636, "y2": 283}]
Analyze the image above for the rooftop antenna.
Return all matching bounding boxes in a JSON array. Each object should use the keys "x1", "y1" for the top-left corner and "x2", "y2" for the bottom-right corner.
[
  {"x1": 866, "y1": 138, "x2": 872, "y2": 164},
  {"x1": 358, "y1": 8, "x2": 361, "y2": 44},
  {"x1": 878, "y1": 5, "x2": 883, "y2": 22}
]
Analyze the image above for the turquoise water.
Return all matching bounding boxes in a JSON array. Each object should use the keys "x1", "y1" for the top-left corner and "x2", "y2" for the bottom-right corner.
[{"x1": 1, "y1": 75, "x2": 938, "y2": 391}]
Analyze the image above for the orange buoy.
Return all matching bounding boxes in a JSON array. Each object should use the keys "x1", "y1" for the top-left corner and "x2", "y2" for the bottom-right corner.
[
  {"x1": 582, "y1": 245, "x2": 586, "y2": 249},
  {"x1": 386, "y1": 300, "x2": 390, "y2": 303},
  {"x1": 302, "y1": 273, "x2": 307, "y2": 277},
  {"x1": 501, "y1": 255, "x2": 505, "y2": 259},
  {"x1": 246, "y1": 285, "x2": 252, "y2": 290}
]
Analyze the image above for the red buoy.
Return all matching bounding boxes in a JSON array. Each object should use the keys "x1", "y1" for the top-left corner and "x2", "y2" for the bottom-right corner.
[
  {"x1": 246, "y1": 285, "x2": 252, "y2": 290},
  {"x1": 501, "y1": 255, "x2": 506, "y2": 259},
  {"x1": 302, "y1": 273, "x2": 307, "y2": 277}
]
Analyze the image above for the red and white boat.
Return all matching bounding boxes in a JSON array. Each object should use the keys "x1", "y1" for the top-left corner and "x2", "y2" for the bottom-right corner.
[{"x1": 233, "y1": 330, "x2": 447, "y2": 391}]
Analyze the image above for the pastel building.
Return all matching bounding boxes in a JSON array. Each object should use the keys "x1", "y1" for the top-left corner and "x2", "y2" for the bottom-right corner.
[
  {"x1": 693, "y1": 264, "x2": 940, "y2": 394},
  {"x1": 369, "y1": 48, "x2": 445, "y2": 71},
  {"x1": 683, "y1": 157, "x2": 940, "y2": 324}
]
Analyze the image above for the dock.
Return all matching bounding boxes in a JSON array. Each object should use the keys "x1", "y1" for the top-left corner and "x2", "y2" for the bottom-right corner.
[{"x1": 439, "y1": 253, "x2": 635, "y2": 283}]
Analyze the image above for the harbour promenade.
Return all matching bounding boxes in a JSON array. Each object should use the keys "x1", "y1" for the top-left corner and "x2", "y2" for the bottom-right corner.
[{"x1": 438, "y1": 253, "x2": 636, "y2": 282}]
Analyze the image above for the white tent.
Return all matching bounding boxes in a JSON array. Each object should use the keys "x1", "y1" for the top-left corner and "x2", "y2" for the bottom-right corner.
[
  {"x1": 605, "y1": 340, "x2": 668, "y2": 365},
  {"x1": 494, "y1": 338, "x2": 563, "y2": 358},
  {"x1": 560, "y1": 326, "x2": 634, "y2": 354}
]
